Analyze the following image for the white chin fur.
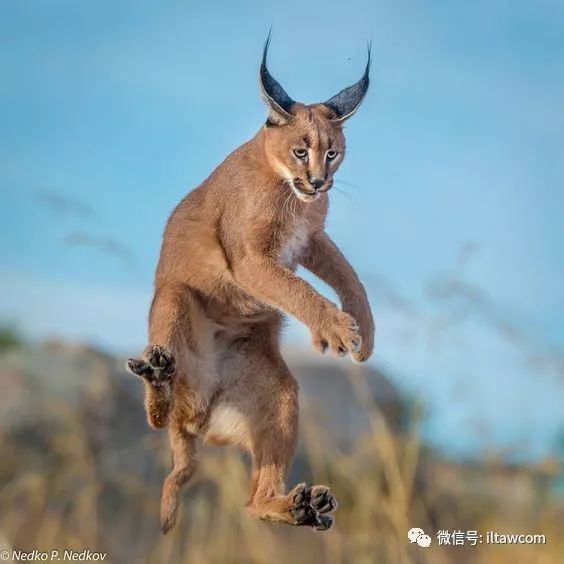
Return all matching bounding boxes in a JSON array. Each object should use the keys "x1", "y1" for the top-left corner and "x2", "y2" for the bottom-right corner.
[{"x1": 290, "y1": 183, "x2": 319, "y2": 202}]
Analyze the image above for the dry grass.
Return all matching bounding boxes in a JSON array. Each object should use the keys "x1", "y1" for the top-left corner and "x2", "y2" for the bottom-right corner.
[{"x1": 0, "y1": 364, "x2": 562, "y2": 564}]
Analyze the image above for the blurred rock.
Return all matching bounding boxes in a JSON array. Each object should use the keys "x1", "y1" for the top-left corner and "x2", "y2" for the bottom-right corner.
[{"x1": 0, "y1": 340, "x2": 405, "y2": 451}]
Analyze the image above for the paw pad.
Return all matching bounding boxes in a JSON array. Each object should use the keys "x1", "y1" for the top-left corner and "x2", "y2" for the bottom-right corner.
[
  {"x1": 126, "y1": 345, "x2": 175, "y2": 384},
  {"x1": 290, "y1": 483, "x2": 337, "y2": 531}
]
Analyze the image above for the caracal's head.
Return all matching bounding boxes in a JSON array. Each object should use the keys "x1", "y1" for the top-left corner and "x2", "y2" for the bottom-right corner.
[{"x1": 259, "y1": 35, "x2": 370, "y2": 203}]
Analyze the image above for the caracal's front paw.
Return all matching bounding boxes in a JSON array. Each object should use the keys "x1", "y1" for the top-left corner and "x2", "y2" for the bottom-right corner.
[
  {"x1": 312, "y1": 310, "x2": 362, "y2": 358},
  {"x1": 350, "y1": 316, "x2": 375, "y2": 364},
  {"x1": 351, "y1": 334, "x2": 374, "y2": 363}
]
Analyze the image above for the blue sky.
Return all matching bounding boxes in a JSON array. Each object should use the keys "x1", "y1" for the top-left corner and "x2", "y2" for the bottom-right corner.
[{"x1": 1, "y1": 0, "x2": 563, "y2": 460}]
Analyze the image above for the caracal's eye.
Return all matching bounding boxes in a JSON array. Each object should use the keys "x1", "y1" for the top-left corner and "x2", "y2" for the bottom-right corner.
[
  {"x1": 293, "y1": 148, "x2": 308, "y2": 160},
  {"x1": 326, "y1": 150, "x2": 338, "y2": 161}
]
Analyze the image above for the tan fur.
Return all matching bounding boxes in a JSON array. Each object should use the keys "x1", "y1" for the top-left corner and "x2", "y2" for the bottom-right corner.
[{"x1": 127, "y1": 100, "x2": 374, "y2": 533}]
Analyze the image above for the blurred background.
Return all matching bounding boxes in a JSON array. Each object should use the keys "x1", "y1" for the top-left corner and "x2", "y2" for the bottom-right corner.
[{"x1": 1, "y1": 1, "x2": 563, "y2": 562}]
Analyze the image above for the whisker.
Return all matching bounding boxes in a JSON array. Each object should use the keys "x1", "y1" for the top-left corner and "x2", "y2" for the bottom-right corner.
[
  {"x1": 280, "y1": 183, "x2": 292, "y2": 217},
  {"x1": 334, "y1": 178, "x2": 359, "y2": 188},
  {"x1": 293, "y1": 193, "x2": 300, "y2": 220},
  {"x1": 282, "y1": 187, "x2": 293, "y2": 218},
  {"x1": 332, "y1": 185, "x2": 360, "y2": 207}
]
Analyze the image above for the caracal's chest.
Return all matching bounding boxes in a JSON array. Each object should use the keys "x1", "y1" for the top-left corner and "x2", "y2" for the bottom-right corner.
[{"x1": 279, "y1": 216, "x2": 310, "y2": 268}]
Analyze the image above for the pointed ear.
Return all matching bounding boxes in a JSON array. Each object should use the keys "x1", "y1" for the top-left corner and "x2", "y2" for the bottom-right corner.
[
  {"x1": 324, "y1": 43, "x2": 371, "y2": 123},
  {"x1": 259, "y1": 32, "x2": 295, "y2": 125}
]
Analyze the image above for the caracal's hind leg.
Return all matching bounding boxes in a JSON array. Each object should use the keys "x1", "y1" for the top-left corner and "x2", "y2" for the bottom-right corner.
[
  {"x1": 126, "y1": 282, "x2": 206, "y2": 428},
  {"x1": 160, "y1": 423, "x2": 199, "y2": 533},
  {"x1": 233, "y1": 328, "x2": 338, "y2": 530}
]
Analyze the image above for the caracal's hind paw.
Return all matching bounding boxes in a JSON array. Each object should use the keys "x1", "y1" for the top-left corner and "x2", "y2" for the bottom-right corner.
[
  {"x1": 290, "y1": 483, "x2": 336, "y2": 531},
  {"x1": 307, "y1": 485, "x2": 338, "y2": 515},
  {"x1": 126, "y1": 345, "x2": 176, "y2": 428},
  {"x1": 290, "y1": 483, "x2": 319, "y2": 526},
  {"x1": 127, "y1": 345, "x2": 175, "y2": 385}
]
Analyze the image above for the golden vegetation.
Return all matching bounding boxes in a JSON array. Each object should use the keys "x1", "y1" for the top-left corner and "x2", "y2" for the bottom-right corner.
[{"x1": 0, "y1": 351, "x2": 562, "y2": 564}]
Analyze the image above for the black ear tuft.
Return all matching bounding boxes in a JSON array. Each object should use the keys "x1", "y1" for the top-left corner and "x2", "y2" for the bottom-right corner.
[
  {"x1": 324, "y1": 42, "x2": 371, "y2": 122},
  {"x1": 260, "y1": 31, "x2": 295, "y2": 123}
]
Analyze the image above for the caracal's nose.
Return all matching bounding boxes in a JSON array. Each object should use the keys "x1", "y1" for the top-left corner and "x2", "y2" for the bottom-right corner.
[{"x1": 309, "y1": 177, "x2": 325, "y2": 190}]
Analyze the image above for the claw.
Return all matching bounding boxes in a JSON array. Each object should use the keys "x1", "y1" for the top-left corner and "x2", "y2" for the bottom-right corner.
[{"x1": 350, "y1": 335, "x2": 362, "y2": 353}]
